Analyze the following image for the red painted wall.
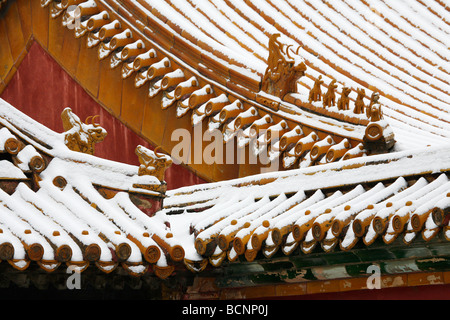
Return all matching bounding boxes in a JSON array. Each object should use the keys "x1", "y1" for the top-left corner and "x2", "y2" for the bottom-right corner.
[{"x1": 0, "y1": 41, "x2": 205, "y2": 190}]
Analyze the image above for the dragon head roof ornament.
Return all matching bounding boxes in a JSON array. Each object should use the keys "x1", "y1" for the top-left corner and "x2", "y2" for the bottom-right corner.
[
  {"x1": 135, "y1": 145, "x2": 173, "y2": 183},
  {"x1": 261, "y1": 33, "x2": 307, "y2": 99},
  {"x1": 61, "y1": 107, "x2": 107, "y2": 155}
]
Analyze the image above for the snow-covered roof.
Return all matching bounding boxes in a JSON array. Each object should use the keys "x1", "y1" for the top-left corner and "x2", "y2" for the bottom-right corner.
[
  {"x1": 164, "y1": 144, "x2": 450, "y2": 269},
  {"x1": 1, "y1": 0, "x2": 450, "y2": 293},
  {"x1": 41, "y1": 0, "x2": 450, "y2": 179},
  {"x1": 0, "y1": 98, "x2": 184, "y2": 278},
  {"x1": 0, "y1": 95, "x2": 448, "y2": 280},
  {"x1": 104, "y1": 0, "x2": 450, "y2": 151}
]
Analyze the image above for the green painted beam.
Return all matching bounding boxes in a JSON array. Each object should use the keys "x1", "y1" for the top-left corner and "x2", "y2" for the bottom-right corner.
[{"x1": 211, "y1": 239, "x2": 450, "y2": 288}]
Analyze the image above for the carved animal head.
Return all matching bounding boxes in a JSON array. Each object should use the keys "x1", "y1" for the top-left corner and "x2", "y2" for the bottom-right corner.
[
  {"x1": 370, "y1": 92, "x2": 380, "y2": 104},
  {"x1": 135, "y1": 145, "x2": 172, "y2": 182},
  {"x1": 61, "y1": 108, "x2": 107, "y2": 155},
  {"x1": 84, "y1": 115, "x2": 107, "y2": 142},
  {"x1": 341, "y1": 87, "x2": 351, "y2": 97},
  {"x1": 357, "y1": 88, "x2": 366, "y2": 98}
]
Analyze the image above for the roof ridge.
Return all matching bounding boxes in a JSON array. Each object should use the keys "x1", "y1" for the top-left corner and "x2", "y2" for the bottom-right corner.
[{"x1": 32, "y1": 0, "x2": 401, "y2": 181}]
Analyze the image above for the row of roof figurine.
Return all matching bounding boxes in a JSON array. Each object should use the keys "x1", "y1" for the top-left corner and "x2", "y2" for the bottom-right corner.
[
  {"x1": 308, "y1": 76, "x2": 383, "y2": 122},
  {"x1": 262, "y1": 33, "x2": 383, "y2": 123}
]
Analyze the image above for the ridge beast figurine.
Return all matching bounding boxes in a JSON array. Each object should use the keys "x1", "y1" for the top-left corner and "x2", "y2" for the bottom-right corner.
[
  {"x1": 261, "y1": 33, "x2": 307, "y2": 99},
  {"x1": 61, "y1": 107, "x2": 107, "y2": 155},
  {"x1": 135, "y1": 145, "x2": 173, "y2": 182}
]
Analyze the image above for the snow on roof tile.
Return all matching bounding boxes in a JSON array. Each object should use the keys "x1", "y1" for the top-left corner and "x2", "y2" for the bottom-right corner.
[
  {"x1": 162, "y1": 145, "x2": 450, "y2": 270},
  {"x1": 38, "y1": 0, "x2": 450, "y2": 177},
  {"x1": 1, "y1": 0, "x2": 450, "y2": 282},
  {"x1": 21, "y1": 0, "x2": 448, "y2": 166},
  {"x1": 0, "y1": 98, "x2": 183, "y2": 278}
]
